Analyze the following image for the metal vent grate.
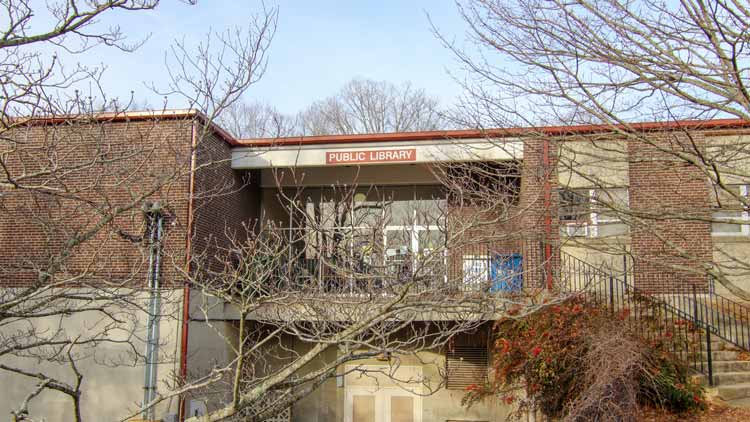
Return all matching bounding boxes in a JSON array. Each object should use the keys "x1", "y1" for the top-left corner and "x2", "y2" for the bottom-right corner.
[{"x1": 446, "y1": 338, "x2": 489, "y2": 390}]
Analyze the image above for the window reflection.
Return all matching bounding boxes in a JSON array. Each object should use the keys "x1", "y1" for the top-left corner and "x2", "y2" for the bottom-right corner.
[{"x1": 289, "y1": 185, "x2": 447, "y2": 283}]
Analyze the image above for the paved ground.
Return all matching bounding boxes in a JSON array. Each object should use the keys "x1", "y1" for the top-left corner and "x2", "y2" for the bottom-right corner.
[
  {"x1": 727, "y1": 397, "x2": 750, "y2": 408},
  {"x1": 641, "y1": 402, "x2": 750, "y2": 421}
]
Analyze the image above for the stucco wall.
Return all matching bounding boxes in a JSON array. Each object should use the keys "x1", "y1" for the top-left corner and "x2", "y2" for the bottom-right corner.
[
  {"x1": 558, "y1": 139, "x2": 629, "y2": 189},
  {"x1": 283, "y1": 341, "x2": 513, "y2": 422},
  {"x1": 712, "y1": 238, "x2": 750, "y2": 300},
  {"x1": 0, "y1": 288, "x2": 184, "y2": 421}
]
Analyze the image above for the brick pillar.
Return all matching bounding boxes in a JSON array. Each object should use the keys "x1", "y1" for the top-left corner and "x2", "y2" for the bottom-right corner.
[
  {"x1": 627, "y1": 133, "x2": 713, "y2": 293},
  {"x1": 520, "y1": 138, "x2": 560, "y2": 289}
]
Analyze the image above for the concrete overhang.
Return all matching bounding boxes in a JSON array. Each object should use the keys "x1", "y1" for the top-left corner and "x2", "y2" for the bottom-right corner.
[{"x1": 231, "y1": 137, "x2": 523, "y2": 169}]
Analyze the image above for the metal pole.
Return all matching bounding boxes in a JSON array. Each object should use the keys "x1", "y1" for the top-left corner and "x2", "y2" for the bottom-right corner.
[{"x1": 142, "y1": 207, "x2": 164, "y2": 420}]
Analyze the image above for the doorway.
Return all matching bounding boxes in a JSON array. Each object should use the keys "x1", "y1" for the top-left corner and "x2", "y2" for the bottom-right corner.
[
  {"x1": 344, "y1": 365, "x2": 423, "y2": 422},
  {"x1": 345, "y1": 387, "x2": 422, "y2": 422}
]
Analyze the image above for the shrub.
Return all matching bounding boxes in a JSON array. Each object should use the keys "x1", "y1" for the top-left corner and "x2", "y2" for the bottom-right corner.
[{"x1": 463, "y1": 297, "x2": 705, "y2": 420}]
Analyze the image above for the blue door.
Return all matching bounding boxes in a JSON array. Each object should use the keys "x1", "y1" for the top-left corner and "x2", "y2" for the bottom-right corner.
[{"x1": 489, "y1": 253, "x2": 523, "y2": 292}]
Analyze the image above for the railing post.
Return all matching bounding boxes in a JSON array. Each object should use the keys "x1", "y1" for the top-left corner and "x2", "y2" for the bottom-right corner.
[
  {"x1": 318, "y1": 251, "x2": 323, "y2": 292},
  {"x1": 609, "y1": 276, "x2": 615, "y2": 314},
  {"x1": 693, "y1": 285, "x2": 713, "y2": 386},
  {"x1": 706, "y1": 311, "x2": 714, "y2": 387}
]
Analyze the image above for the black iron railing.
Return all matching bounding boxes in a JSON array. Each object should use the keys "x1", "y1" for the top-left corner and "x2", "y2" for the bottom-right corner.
[
  {"x1": 265, "y1": 227, "x2": 524, "y2": 295},
  {"x1": 703, "y1": 279, "x2": 750, "y2": 351},
  {"x1": 561, "y1": 252, "x2": 750, "y2": 386}
]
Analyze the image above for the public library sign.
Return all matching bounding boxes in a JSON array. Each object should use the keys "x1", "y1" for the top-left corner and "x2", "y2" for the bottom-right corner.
[
  {"x1": 231, "y1": 139, "x2": 522, "y2": 169},
  {"x1": 325, "y1": 148, "x2": 417, "y2": 165}
]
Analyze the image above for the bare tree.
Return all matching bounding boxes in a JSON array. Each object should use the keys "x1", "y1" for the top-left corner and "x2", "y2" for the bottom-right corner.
[
  {"x1": 0, "y1": 2, "x2": 277, "y2": 421},
  {"x1": 440, "y1": 0, "x2": 750, "y2": 299},
  {"x1": 0, "y1": 4, "x2": 540, "y2": 422},
  {"x1": 217, "y1": 101, "x2": 297, "y2": 138},
  {"x1": 298, "y1": 79, "x2": 446, "y2": 135},
  {"x1": 222, "y1": 78, "x2": 447, "y2": 140},
  {"x1": 146, "y1": 166, "x2": 557, "y2": 422}
]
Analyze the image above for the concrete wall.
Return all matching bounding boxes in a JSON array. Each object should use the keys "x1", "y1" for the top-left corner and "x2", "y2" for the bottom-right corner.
[
  {"x1": 0, "y1": 288, "x2": 184, "y2": 421},
  {"x1": 555, "y1": 134, "x2": 750, "y2": 297},
  {"x1": 707, "y1": 135, "x2": 750, "y2": 300},
  {"x1": 288, "y1": 347, "x2": 512, "y2": 422},
  {"x1": 713, "y1": 238, "x2": 750, "y2": 298}
]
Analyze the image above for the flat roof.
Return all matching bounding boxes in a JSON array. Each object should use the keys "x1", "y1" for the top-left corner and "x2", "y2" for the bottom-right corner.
[
  {"x1": 14, "y1": 109, "x2": 238, "y2": 146},
  {"x1": 238, "y1": 118, "x2": 750, "y2": 147},
  {"x1": 16, "y1": 110, "x2": 750, "y2": 148}
]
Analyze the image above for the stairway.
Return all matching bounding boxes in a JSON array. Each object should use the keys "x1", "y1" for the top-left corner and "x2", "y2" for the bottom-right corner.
[
  {"x1": 695, "y1": 337, "x2": 750, "y2": 404},
  {"x1": 560, "y1": 251, "x2": 750, "y2": 405}
]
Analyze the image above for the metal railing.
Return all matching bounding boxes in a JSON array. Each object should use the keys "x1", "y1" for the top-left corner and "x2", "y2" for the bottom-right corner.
[
  {"x1": 561, "y1": 252, "x2": 750, "y2": 385},
  {"x1": 703, "y1": 279, "x2": 750, "y2": 350},
  {"x1": 264, "y1": 227, "x2": 524, "y2": 295}
]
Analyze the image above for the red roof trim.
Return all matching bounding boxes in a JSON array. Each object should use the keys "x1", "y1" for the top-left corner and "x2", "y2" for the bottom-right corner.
[{"x1": 236, "y1": 118, "x2": 750, "y2": 147}]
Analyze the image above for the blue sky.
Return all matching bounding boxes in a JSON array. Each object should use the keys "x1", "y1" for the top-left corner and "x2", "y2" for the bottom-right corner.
[{"x1": 59, "y1": 1, "x2": 470, "y2": 115}]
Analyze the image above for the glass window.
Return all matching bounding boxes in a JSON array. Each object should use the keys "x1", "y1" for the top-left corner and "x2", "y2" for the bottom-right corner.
[
  {"x1": 711, "y1": 184, "x2": 749, "y2": 236},
  {"x1": 712, "y1": 210, "x2": 746, "y2": 235},
  {"x1": 296, "y1": 185, "x2": 448, "y2": 279},
  {"x1": 711, "y1": 184, "x2": 746, "y2": 208},
  {"x1": 381, "y1": 186, "x2": 417, "y2": 226},
  {"x1": 559, "y1": 188, "x2": 591, "y2": 222},
  {"x1": 560, "y1": 187, "x2": 630, "y2": 238},
  {"x1": 592, "y1": 188, "x2": 629, "y2": 237},
  {"x1": 352, "y1": 188, "x2": 385, "y2": 229},
  {"x1": 414, "y1": 185, "x2": 446, "y2": 226}
]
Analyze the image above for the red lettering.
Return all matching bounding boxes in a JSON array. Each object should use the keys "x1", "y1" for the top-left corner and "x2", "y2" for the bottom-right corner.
[{"x1": 326, "y1": 148, "x2": 417, "y2": 164}]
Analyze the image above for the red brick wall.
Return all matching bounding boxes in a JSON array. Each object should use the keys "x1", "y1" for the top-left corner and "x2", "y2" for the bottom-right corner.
[
  {"x1": 0, "y1": 117, "x2": 195, "y2": 288},
  {"x1": 189, "y1": 127, "x2": 260, "y2": 273},
  {"x1": 0, "y1": 118, "x2": 720, "y2": 297},
  {"x1": 0, "y1": 116, "x2": 262, "y2": 290},
  {"x1": 520, "y1": 138, "x2": 560, "y2": 289},
  {"x1": 627, "y1": 133, "x2": 713, "y2": 293}
]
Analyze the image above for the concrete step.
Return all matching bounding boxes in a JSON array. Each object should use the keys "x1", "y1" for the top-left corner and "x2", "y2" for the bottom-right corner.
[
  {"x1": 704, "y1": 361, "x2": 750, "y2": 372},
  {"x1": 708, "y1": 350, "x2": 742, "y2": 361},
  {"x1": 676, "y1": 349, "x2": 739, "y2": 361},
  {"x1": 713, "y1": 372, "x2": 750, "y2": 386},
  {"x1": 717, "y1": 382, "x2": 750, "y2": 401},
  {"x1": 697, "y1": 333, "x2": 750, "y2": 348},
  {"x1": 693, "y1": 372, "x2": 750, "y2": 386},
  {"x1": 726, "y1": 396, "x2": 750, "y2": 408},
  {"x1": 697, "y1": 340, "x2": 727, "y2": 350}
]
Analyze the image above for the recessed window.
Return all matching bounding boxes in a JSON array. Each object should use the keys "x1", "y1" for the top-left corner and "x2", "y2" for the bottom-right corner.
[
  {"x1": 711, "y1": 184, "x2": 750, "y2": 236},
  {"x1": 446, "y1": 332, "x2": 489, "y2": 390},
  {"x1": 559, "y1": 188, "x2": 590, "y2": 223},
  {"x1": 590, "y1": 188, "x2": 629, "y2": 237},
  {"x1": 559, "y1": 187, "x2": 629, "y2": 237}
]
